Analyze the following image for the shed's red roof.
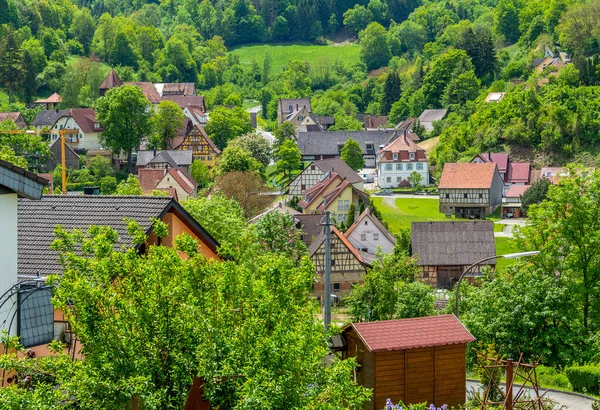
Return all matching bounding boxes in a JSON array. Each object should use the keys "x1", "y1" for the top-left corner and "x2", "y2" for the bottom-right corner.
[
  {"x1": 348, "y1": 315, "x2": 475, "y2": 352},
  {"x1": 438, "y1": 163, "x2": 498, "y2": 189}
]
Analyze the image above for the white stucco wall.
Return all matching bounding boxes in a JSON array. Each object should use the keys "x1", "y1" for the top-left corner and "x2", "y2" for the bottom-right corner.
[
  {"x1": 347, "y1": 216, "x2": 395, "y2": 254},
  {"x1": 377, "y1": 161, "x2": 429, "y2": 188},
  {"x1": 50, "y1": 117, "x2": 102, "y2": 150},
  {"x1": 0, "y1": 193, "x2": 18, "y2": 335}
]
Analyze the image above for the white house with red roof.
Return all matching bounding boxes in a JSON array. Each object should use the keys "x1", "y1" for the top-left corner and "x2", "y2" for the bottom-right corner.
[
  {"x1": 501, "y1": 184, "x2": 531, "y2": 218},
  {"x1": 50, "y1": 108, "x2": 103, "y2": 150},
  {"x1": 345, "y1": 209, "x2": 396, "y2": 254},
  {"x1": 376, "y1": 132, "x2": 429, "y2": 188},
  {"x1": 471, "y1": 152, "x2": 531, "y2": 196}
]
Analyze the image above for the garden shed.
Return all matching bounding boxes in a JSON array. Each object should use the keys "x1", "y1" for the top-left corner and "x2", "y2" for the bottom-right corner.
[{"x1": 342, "y1": 315, "x2": 475, "y2": 410}]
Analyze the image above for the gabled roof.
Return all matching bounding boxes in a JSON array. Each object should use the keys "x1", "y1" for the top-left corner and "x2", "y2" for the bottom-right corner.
[
  {"x1": 473, "y1": 153, "x2": 509, "y2": 173},
  {"x1": 378, "y1": 131, "x2": 423, "y2": 154},
  {"x1": 279, "y1": 98, "x2": 311, "y2": 114},
  {"x1": 308, "y1": 226, "x2": 368, "y2": 266},
  {"x1": 165, "y1": 168, "x2": 197, "y2": 195},
  {"x1": 345, "y1": 209, "x2": 396, "y2": 245},
  {"x1": 137, "y1": 150, "x2": 193, "y2": 167},
  {"x1": 298, "y1": 130, "x2": 397, "y2": 157},
  {"x1": 312, "y1": 159, "x2": 363, "y2": 184},
  {"x1": 55, "y1": 109, "x2": 101, "y2": 133},
  {"x1": 293, "y1": 213, "x2": 323, "y2": 244},
  {"x1": 0, "y1": 112, "x2": 24, "y2": 124},
  {"x1": 157, "y1": 83, "x2": 196, "y2": 96},
  {"x1": 124, "y1": 82, "x2": 161, "y2": 104},
  {"x1": 298, "y1": 172, "x2": 343, "y2": 209},
  {"x1": 35, "y1": 93, "x2": 62, "y2": 104},
  {"x1": 345, "y1": 315, "x2": 475, "y2": 352},
  {"x1": 505, "y1": 184, "x2": 530, "y2": 198},
  {"x1": 418, "y1": 109, "x2": 447, "y2": 124},
  {"x1": 31, "y1": 110, "x2": 69, "y2": 127},
  {"x1": 438, "y1": 163, "x2": 499, "y2": 190},
  {"x1": 411, "y1": 221, "x2": 496, "y2": 266},
  {"x1": 0, "y1": 159, "x2": 47, "y2": 200},
  {"x1": 315, "y1": 181, "x2": 369, "y2": 213},
  {"x1": 364, "y1": 115, "x2": 389, "y2": 129},
  {"x1": 17, "y1": 195, "x2": 219, "y2": 279},
  {"x1": 138, "y1": 168, "x2": 166, "y2": 192},
  {"x1": 507, "y1": 162, "x2": 531, "y2": 184},
  {"x1": 248, "y1": 201, "x2": 300, "y2": 224},
  {"x1": 316, "y1": 116, "x2": 334, "y2": 126},
  {"x1": 162, "y1": 95, "x2": 206, "y2": 110},
  {"x1": 185, "y1": 105, "x2": 207, "y2": 124},
  {"x1": 149, "y1": 151, "x2": 179, "y2": 169},
  {"x1": 99, "y1": 69, "x2": 123, "y2": 90},
  {"x1": 49, "y1": 138, "x2": 80, "y2": 159},
  {"x1": 395, "y1": 117, "x2": 417, "y2": 131}
]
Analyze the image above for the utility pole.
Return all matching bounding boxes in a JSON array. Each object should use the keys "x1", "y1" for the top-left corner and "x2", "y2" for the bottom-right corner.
[{"x1": 323, "y1": 211, "x2": 332, "y2": 331}]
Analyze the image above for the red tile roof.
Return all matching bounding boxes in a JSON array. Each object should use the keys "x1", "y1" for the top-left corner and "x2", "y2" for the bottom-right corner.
[
  {"x1": 438, "y1": 163, "x2": 498, "y2": 189},
  {"x1": 99, "y1": 69, "x2": 123, "y2": 90},
  {"x1": 35, "y1": 93, "x2": 62, "y2": 103},
  {"x1": 505, "y1": 184, "x2": 530, "y2": 198},
  {"x1": 348, "y1": 315, "x2": 475, "y2": 352},
  {"x1": 166, "y1": 168, "x2": 197, "y2": 195},
  {"x1": 138, "y1": 168, "x2": 166, "y2": 192},
  {"x1": 299, "y1": 172, "x2": 342, "y2": 209},
  {"x1": 124, "y1": 82, "x2": 162, "y2": 104},
  {"x1": 507, "y1": 162, "x2": 530, "y2": 184},
  {"x1": 474, "y1": 153, "x2": 509, "y2": 173},
  {"x1": 0, "y1": 112, "x2": 24, "y2": 123}
]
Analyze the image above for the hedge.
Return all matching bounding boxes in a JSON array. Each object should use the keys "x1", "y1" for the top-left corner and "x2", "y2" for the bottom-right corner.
[{"x1": 565, "y1": 365, "x2": 600, "y2": 394}]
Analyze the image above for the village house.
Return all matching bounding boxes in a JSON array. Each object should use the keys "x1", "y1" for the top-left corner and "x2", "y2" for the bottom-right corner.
[
  {"x1": 44, "y1": 138, "x2": 80, "y2": 171},
  {"x1": 172, "y1": 124, "x2": 220, "y2": 166},
  {"x1": 417, "y1": 109, "x2": 447, "y2": 132},
  {"x1": 309, "y1": 226, "x2": 372, "y2": 298},
  {"x1": 471, "y1": 152, "x2": 531, "y2": 195},
  {"x1": 363, "y1": 115, "x2": 389, "y2": 130},
  {"x1": 484, "y1": 92, "x2": 505, "y2": 103},
  {"x1": 49, "y1": 108, "x2": 103, "y2": 150},
  {"x1": 136, "y1": 150, "x2": 193, "y2": 173},
  {"x1": 163, "y1": 95, "x2": 207, "y2": 112},
  {"x1": 34, "y1": 93, "x2": 62, "y2": 110},
  {"x1": 298, "y1": 171, "x2": 369, "y2": 223},
  {"x1": 501, "y1": 184, "x2": 530, "y2": 218},
  {"x1": 376, "y1": 131, "x2": 429, "y2": 188},
  {"x1": 99, "y1": 69, "x2": 161, "y2": 104},
  {"x1": 31, "y1": 109, "x2": 68, "y2": 134},
  {"x1": 411, "y1": 221, "x2": 496, "y2": 289},
  {"x1": 288, "y1": 158, "x2": 364, "y2": 197},
  {"x1": 277, "y1": 98, "x2": 312, "y2": 123},
  {"x1": 540, "y1": 166, "x2": 569, "y2": 184},
  {"x1": 17, "y1": 195, "x2": 220, "y2": 354},
  {"x1": 438, "y1": 162, "x2": 503, "y2": 218},
  {"x1": 297, "y1": 130, "x2": 397, "y2": 168},
  {"x1": 183, "y1": 105, "x2": 208, "y2": 128},
  {"x1": 0, "y1": 112, "x2": 27, "y2": 128},
  {"x1": 345, "y1": 209, "x2": 396, "y2": 254},
  {"x1": 154, "y1": 82, "x2": 196, "y2": 97},
  {"x1": 138, "y1": 167, "x2": 197, "y2": 201},
  {"x1": 0, "y1": 160, "x2": 46, "y2": 338},
  {"x1": 342, "y1": 315, "x2": 475, "y2": 410}
]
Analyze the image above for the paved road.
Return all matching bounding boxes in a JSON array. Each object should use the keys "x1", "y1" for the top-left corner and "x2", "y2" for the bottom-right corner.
[{"x1": 467, "y1": 380, "x2": 594, "y2": 409}]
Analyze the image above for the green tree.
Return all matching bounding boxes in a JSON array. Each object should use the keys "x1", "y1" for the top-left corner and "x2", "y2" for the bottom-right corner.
[
  {"x1": 150, "y1": 100, "x2": 185, "y2": 150},
  {"x1": 340, "y1": 138, "x2": 365, "y2": 172},
  {"x1": 422, "y1": 48, "x2": 474, "y2": 107},
  {"x1": 395, "y1": 281, "x2": 436, "y2": 319},
  {"x1": 71, "y1": 7, "x2": 95, "y2": 55},
  {"x1": 273, "y1": 121, "x2": 297, "y2": 152},
  {"x1": 359, "y1": 22, "x2": 391, "y2": 71},
  {"x1": 521, "y1": 177, "x2": 551, "y2": 216},
  {"x1": 495, "y1": 0, "x2": 521, "y2": 44},
  {"x1": 380, "y1": 71, "x2": 401, "y2": 115},
  {"x1": 115, "y1": 173, "x2": 143, "y2": 195},
  {"x1": 20, "y1": 50, "x2": 37, "y2": 104},
  {"x1": 215, "y1": 145, "x2": 263, "y2": 176},
  {"x1": 190, "y1": 160, "x2": 212, "y2": 189},
  {"x1": 100, "y1": 175, "x2": 117, "y2": 194},
  {"x1": 228, "y1": 132, "x2": 272, "y2": 168},
  {"x1": 88, "y1": 155, "x2": 114, "y2": 180},
  {"x1": 261, "y1": 52, "x2": 271, "y2": 85},
  {"x1": 441, "y1": 70, "x2": 480, "y2": 107},
  {"x1": 95, "y1": 85, "x2": 152, "y2": 169},
  {"x1": 0, "y1": 145, "x2": 28, "y2": 169},
  {"x1": 0, "y1": 121, "x2": 51, "y2": 169},
  {"x1": 111, "y1": 32, "x2": 138, "y2": 68},
  {"x1": 280, "y1": 60, "x2": 312, "y2": 96},
  {"x1": 275, "y1": 140, "x2": 302, "y2": 185},
  {"x1": 0, "y1": 28, "x2": 23, "y2": 102},
  {"x1": 343, "y1": 5, "x2": 374, "y2": 34},
  {"x1": 408, "y1": 171, "x2": 423, "y2": 193},
  {"x1": 346, "y1": 202, "x2": 357, "y2": 228},
  {"x1": 205, "y1": 106, "x2": 252, "y2": 150}
]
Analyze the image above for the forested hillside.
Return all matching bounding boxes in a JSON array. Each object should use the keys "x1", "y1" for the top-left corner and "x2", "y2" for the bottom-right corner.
[{"x1": 2, "y1": 0, "x2": 600, "y2": 167}]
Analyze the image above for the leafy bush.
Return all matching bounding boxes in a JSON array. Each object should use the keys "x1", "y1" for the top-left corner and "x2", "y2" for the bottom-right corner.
[
  {"x1": 535, "y1": 366, "x2": 571, "y2": 390},
  {"x1": 565, "y1": 365, "x2": 600, "y2": 394}
]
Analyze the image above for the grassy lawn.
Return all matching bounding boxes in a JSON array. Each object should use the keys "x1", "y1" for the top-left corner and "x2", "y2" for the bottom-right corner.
[
  {"x1": 495, "y1": 236, "x2": 518, "y2": 272},
  {"x1": 66, "y1": 56, "x2": 112, "y2": 76},
  {"x1": 0, "y1": 89, "x2": 8, "y2": 105},
  {"x1": 243, "y1": 99, "x2": 259, "y2": 110},
  {"x1": 229, "y1": 43, "x2": 361, "y2": 74}
]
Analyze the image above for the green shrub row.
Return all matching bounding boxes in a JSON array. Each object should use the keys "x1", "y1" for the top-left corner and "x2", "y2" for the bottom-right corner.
[{"x1": 565, "y1": 365, "x2": 600, "y2": 394}]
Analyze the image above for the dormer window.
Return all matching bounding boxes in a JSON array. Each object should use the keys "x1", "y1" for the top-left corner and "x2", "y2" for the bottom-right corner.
[
  {"x1": 393, "y1": 153, "x2": 398, "y2": 160},
  {"x1": 94, "y1": 122, "x2": 100, "y2": 128},
  {"x1": 409, "y1": 152, "x2": 415, "y2": 160},
  {"x1": 366, "y1": 143, "x2": 374, "y2": 150}
]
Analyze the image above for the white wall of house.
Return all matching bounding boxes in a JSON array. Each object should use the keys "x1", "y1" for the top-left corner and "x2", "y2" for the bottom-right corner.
[
  {"x1": 377, "y1": 160, "x2": 429, "y2": 188},
  {"x1": 0, "y1": 193, "x2": 18, "y2": 335},
  {"x1": 347, "y1": 217, "x2": 395, "y2": 254},
  {"x1": 50, "y1": 117, "x2": 102, "y2": 150}
]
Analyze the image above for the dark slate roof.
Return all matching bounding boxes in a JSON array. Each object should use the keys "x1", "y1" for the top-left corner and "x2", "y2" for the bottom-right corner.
[
  {"x1": 18, "y1": 195, "x2": 219, "y2": 279},
  {"x1": 411, "y1": 221, "x2": 496, "y2": 266},
  {"x1": 136, "y1": 150, "x2": 193, "y2": 167},
  {"x1": 297, "y1": 131, "x2": 398, "y2": 157},
  {"x1": 0, "y1": 160, "x2": 47, "y2": 199},
  {"x1": 312, "y1": 159, "x2": 363, "y2": 184},
  {"x1": 31, "y1": 110, "x2": 69, "y2": 127},
  {"x1": 148, "y1": 151, "x2": 179, "y2": 168}
]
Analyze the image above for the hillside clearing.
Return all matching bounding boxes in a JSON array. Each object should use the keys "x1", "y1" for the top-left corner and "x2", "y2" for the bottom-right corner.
[{"x1": 229, "y1": 43, "x2": 361, "y2": 74}]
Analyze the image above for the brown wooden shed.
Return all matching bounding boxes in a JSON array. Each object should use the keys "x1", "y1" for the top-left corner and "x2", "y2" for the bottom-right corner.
[{"x1": 342, "y1": 315, "x2": 475, "y2": 410}]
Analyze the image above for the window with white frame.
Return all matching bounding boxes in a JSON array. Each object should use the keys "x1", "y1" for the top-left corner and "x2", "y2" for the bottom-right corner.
[
  {"x1": 406, "y1": 163, "x2": 413, "y2": 170},
  {"x1": 344, "y1": 200, "x2": 349, "y2": 210},
  {"x1": 360, "y1": 233, "x2": 366, "y2": 241},
  {"x1": 397, "y1": 177, "x2": 401, "y2": 182},
  {"x1": 416, "y1": 163, "x2": 424, "y2": 170},
  {"x1": 409, "y1": 152, "x2": 415, "y2": 160},
  {"x1": 338, "y1": 200, "x2": 344, "y2": 211},
  {"x1": 396, "y1": 163, "x2": 403, "y2": 170},
  {"x1": 385, "y1": 164, "x2": 392, "y2": 171},
  {"x1": 386, "y1": 177, "x2": 391, "y2": 183},
  {"x1": 393, "y1": 153, "x2": 398, "y2": 160}
]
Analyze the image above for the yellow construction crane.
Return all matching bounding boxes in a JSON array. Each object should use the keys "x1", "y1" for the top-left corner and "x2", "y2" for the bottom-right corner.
[{"x1": 0, "y1": 122, "x2": 79, "y2": 194}]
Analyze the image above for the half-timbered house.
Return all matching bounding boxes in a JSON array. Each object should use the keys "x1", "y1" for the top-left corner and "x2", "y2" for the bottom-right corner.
[
  {"x1": 288, "y1": 158, "x2": 363, "y2": 197},
  {"x1": 342, "y1": 315, "x2": 475, "y2": 410},
  {"x1": 309, "y1": 226, "x2": 372, "y2": 298},
  {"x1": 174, "y1": 125, "x2": 220, "y2": 167},
  {"x1": 411, "y1": 221, "x2": 496, "y2": 289},
  {"x1": 438, "y1": 163, "x2": 503, "y2": 218}
]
